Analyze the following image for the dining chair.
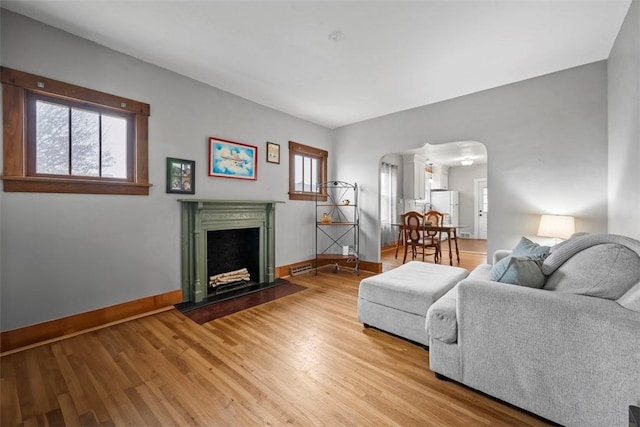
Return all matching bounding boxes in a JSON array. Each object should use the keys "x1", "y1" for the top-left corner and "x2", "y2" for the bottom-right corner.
[
  {"x1": 423, "y1": 210, "x2": 444, "y2": 263},
  {"x1": 402, "y1": 211, "x2": 438, "y2": 263}
]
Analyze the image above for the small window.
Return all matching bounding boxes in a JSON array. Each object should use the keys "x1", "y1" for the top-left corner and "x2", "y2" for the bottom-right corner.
[
  {"x1": 288, "y1": 141, "x2": 328, "y2": 201},
  {"x1": 1, "y1": 67, "x2": 151, "y2": 195}
]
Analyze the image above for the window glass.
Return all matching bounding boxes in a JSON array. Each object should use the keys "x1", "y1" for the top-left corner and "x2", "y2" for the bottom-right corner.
[
  {"x1": 310, "y1": 157, "x2": 318, "y2": 192},
  {"x1": 483, "y1": 187, "x2": 489, "y2": 212},
  {"x1": 294, "y1": 154, "x2": 303, "y2": 192},
  {"x1": 33, "y1": 97, "x2": 131, "y2": 179},
  {"x1": 294, "y1": 154, "x2": 320, "y2": 193},
  {"x1": 303, "y1": 156, "x2": 312, "y2": 192},
  {"x1": 71, "y1": 107, "x2": 100, "y2": 177},
  {"x1": 101, "y1": 114, "x2": 128, "y2": 179},
  {"x1": 36, "y1": 100, "x2": 69, "y2": 175}
]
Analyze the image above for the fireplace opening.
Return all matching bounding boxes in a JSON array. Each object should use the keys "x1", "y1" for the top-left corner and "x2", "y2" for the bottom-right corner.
[{"x1": 206, "y1": 227, "x2": 260, "y2": 298}]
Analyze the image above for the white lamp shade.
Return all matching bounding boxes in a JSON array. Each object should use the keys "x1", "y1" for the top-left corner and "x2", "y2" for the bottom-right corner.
[{"x1": 537, "y1": 214, "x2": 575, "y2": 240}]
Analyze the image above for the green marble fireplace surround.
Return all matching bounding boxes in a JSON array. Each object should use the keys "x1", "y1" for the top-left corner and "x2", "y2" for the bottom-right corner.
[{"x1": 180, "y1": 200, "x2": 279, "y2": 303}]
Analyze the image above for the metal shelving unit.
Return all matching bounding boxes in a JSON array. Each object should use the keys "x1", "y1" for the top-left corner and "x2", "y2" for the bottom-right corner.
[{"x1": 315, "y1": 181, "x2": 359, "y2": 274}]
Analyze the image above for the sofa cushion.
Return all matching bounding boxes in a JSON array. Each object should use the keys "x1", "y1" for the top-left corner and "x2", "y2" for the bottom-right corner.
[
  {"x1": 489, "y1": 255, "x2": 546, "y2": 288},
  {"x1": 617, "y1": 281, "x2": 640, "y2": 312},
  {"x1": 426, "y1": 286, "x2": 458, "y2": 344},
  {"x1": 544, "y1": 243, "x2": 640, "y2": 300}
]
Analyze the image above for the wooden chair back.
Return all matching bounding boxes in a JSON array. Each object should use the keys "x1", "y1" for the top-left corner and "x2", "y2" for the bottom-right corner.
[
  {"x1": 404, "y1": 212, "x2": 422, "y2": 243},
  {"x1": 403, "y1": 211, "x2": 423, "y2": 243},
  {"x1": 424, "y1": 210, "x2": 444, "y2": 238},
  {"x1": 402, "y1": 211, "x2": 435, "y2": 263}
]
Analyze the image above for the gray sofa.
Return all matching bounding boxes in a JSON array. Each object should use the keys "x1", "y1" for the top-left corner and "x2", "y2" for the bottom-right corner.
[{"x1": 426, "y1": 234, "x2": 640, "y2": 427}]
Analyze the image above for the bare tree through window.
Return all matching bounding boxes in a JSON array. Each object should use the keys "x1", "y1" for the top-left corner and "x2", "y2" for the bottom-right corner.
[{"x1": 34, "y1": 99, "x2": 127, "y2": 179}]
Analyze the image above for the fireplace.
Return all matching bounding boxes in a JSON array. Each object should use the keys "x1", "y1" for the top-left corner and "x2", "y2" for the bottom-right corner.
[
  {"x1": 180, "y1": 200, "x2": 279, "y2": 303},
  {"x1": 206, "y1": 227, "x2": 259, "y2": 296}
]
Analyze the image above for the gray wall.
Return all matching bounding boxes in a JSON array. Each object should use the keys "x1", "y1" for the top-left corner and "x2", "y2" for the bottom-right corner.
[
  {"x1": 0, "y1": 11, "x2": 333, "y2": 331},
  {"x1": 2, "y1": 6, "x2": 634, "y2": 332},
  {"x1": 447, "y1": 164, "x2": 488, "y2": 237},
  {"x1": 333, "y1": 61, "x2": 609, "y2": 260},
  {"x1": 608, "y1": 0, "x2": 640, "y2": 239}
]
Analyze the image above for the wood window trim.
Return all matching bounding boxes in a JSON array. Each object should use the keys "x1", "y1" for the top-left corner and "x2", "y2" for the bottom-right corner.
[
  {"x1": 1, "y1": 67, "x2": 151, "y2": 195},
  {"x1": 288, "y1": 140, "x2": 328, "y2": 201}
]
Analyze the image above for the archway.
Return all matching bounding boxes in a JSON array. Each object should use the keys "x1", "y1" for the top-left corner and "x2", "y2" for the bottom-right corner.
[{"x1": 379, "y1": 140, "x2": 488, "y2": 268}]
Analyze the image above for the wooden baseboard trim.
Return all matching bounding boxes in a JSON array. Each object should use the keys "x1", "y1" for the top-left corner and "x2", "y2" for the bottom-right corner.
[
  {"x1": 276, "y1": 260, "x2": 313, "y2": 278},
  {"x1": 381, "y1": 243, "x2": 398, "y2": 252},
  {"x1": 359, "y1": 260, "x2": 383, "y2": 273},
  {"x1": 0, "y1": 289, "x2": 183, "y2": 354},
  {"x1": 276, "y1": 259, "x2": 382, "y2": 278}
]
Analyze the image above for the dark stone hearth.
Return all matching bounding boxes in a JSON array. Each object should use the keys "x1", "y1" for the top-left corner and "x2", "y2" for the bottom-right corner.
[{"x1": 175, "y1": 279, "x2": 304, "y2": 323}]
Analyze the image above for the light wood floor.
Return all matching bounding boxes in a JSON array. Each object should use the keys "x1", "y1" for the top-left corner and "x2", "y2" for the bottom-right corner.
[
  {"x1": 383, "y1": 238, "x2": 488, "y2": 272},
  {"x1": 1, "y1": 242, "x2": 552, "y2": 426}
]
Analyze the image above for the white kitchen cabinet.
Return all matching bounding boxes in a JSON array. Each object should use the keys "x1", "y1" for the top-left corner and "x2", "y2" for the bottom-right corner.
[
  {"x1": 403, "y1": 154, "x2": 426, "y2": 200},
  {"x1": 431, "y1": 164, "x2": 449, "y2": 190}
]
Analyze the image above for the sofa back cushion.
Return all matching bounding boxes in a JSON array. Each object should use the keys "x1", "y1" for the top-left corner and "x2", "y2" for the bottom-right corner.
[
  {"x1": 544, "y1": 243, "x2": 640, "y2": 300},
  {"x1": 542, "y1": 233, "x2": 640, "y2": 275}
]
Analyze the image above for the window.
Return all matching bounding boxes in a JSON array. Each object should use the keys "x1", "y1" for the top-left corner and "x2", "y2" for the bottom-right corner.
[
  {"x1": 28, "y1": 93, "x2": 133, "y2": 180},
  {"x1": 380, "y1": 161, "x2": 398, "y2": 246},
  {"x1": 288, "y1": 141, "x2": 328, "y2": 201},
  {"x1": 1, "y1": 67, "x2": 151, "y2": 195}
]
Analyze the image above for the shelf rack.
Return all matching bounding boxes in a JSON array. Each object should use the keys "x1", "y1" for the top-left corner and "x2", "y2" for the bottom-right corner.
[{"x1": 315, "y1": 181, "x2": 359, "y2": 274}]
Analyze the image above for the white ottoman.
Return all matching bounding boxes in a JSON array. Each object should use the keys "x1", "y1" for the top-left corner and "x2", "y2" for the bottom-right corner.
[{"x1": 357, "y1": 261, "x2": 469, "y2": 346}]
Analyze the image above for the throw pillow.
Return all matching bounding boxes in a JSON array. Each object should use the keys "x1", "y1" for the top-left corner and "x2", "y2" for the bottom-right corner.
[
  {"x1": 511, "y1": 236, "x2": 551, "y2": 258},
  {"x1": 489, "y1": 255, "x2": 546, "y2": 288},
  {"x1": 544, "y1": 243, "x2": 640, "y2": 300}
]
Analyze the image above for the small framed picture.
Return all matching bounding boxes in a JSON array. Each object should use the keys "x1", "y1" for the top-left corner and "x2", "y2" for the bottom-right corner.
[
  {"x1": 166, "y1": 157, "x2": 195, "y2": 194},
  {"x1": 266, "y1": 141, "x2": 280, "y2": 164},
  {"x1": 209, "y1": 137, "x2": 258, "y2": 180}
]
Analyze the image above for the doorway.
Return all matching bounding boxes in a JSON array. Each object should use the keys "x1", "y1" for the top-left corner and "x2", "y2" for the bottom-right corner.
[{"x1": 474, "y1": 178, "x2": 488, "y2": 240}]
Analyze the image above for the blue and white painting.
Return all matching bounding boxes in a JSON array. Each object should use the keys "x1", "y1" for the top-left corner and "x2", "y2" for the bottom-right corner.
[{"x1": 209, "y1": 138, "x2": 257, "y2": 180}]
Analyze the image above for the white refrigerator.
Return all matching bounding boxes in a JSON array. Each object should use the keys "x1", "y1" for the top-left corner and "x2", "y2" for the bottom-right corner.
[{"x1": 430, "y1": 191, "x2": 459, "y2": 226}]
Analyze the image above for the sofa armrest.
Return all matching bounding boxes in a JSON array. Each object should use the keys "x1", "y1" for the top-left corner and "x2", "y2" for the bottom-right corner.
[
  {"x1": 456, "y1": 278, "x2": 640, "y2": 427},
  {"x1": 426, "y1": 286, "x2": 458, "y2": 344},
  {"x1": 492, "y1": 249, "x2": 511, "y2": 265}
]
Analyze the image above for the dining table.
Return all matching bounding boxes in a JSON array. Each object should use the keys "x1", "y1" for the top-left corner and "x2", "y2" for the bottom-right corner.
[{"x1": 392, "y1": 223, "x2": 466, "y2": 266}]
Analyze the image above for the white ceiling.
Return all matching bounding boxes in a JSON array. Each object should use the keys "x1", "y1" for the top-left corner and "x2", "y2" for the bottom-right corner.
[
  {"x1": 424, "y1": 141, "x2": 488, "y2": 167},
  {"x1": 1, "y1": 1, "x2": 631, "y2": 130}
]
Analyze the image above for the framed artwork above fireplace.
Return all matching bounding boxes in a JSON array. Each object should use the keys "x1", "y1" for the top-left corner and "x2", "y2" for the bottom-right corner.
[{"x1": 208, "y1": 137, "x2": 257, "y2": 180}]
